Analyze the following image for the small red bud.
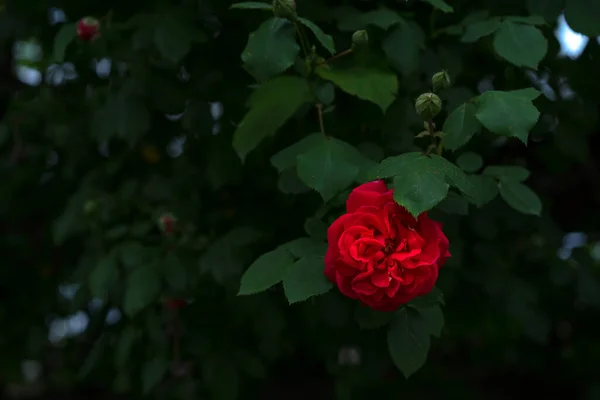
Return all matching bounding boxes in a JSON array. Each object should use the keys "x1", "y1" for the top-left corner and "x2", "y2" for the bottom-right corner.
[
  {"x1": 158, "y1": 213, "x2": 177, "y2": 235},
  {"x1": 76, "y1": 17, "x2": 100, "y2": 42},
  {"x1": 165, "y1": 299, "x2": 187, "y2": 310}
]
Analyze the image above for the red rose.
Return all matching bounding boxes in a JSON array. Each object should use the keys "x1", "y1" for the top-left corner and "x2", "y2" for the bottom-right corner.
[
  {"x1": 324, "y1": 181, "x2": 450, "y2": 312},
  {"x1": 76, "y1": 17, "x2": 100, "y2": 42}
]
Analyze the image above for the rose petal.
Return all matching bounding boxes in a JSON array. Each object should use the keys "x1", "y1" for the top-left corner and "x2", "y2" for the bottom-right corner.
[{"x1": 346, "y1": 181, "x2": 389, "y2": 213}]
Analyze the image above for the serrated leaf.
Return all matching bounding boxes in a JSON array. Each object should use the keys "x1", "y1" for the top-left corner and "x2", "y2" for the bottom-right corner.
[
  {"x1": 163, "y1": 252, "x2": 188, "y2": 292},
  {"x1": 89, "y1": 255, "x2": 119, "y2": 298},
  {"x1": 230, "y1": 2, "x2": 273, "y2": 10},
  {"x1": 429, "y1": 155, "x2": 478, "y2": 200},
  {"x1": 468, "y1": 175, "x2": 499, "y2": 207},
  {"x1": 461, "y1": 18, "x2": 502, "y2": 42},
  {"x1": 436, "y1": 192, "x2": 469, "y2": 215},
  {"x1": 315, "y1": 65, "x2": 398, "y2": 112},
  {"x1": 510, "y1": 87, "x2": 541, "y2": 101},
  {"x1": 53, "y1": 23, "x2": 77, "y2": 62},
  {"x1": 498, "y1": 181, "x2": 542, "y2": 216},
  {"x1": 298, "y1": 17, "x2": 335, "y2": 55},
  {"x1": 483, "y1": 165, "x2": 530, "y2": 182},
  {"x1": 123, "y1": 266, "x2": 161, "y2": 317},
  {"x1": 296, "y1": 136, "x2": 361, "y2": 202},
  {"x1": 387, "y1": 307, "x2": 438, "y2": 378},
  {"x1": 335, "y1": 7, "x2": 402, "y2": 31},
  {"x1": 475, "y1": 90, "x2": 540, "y2": 143},
  {"x1": 456, "y1": 152, "x2": 483, "y2": 172},
  {"x1": 410, "y1": 287, "x2": 445, "y2": 308},
  {"x1": 565, "y1": 0, "x2": 600, "y2": 36},
  {"x1": 422, "y1": 0, "x2": 453, "y2": 13},
  {"x1": 442, "y1": 102, "x2": 481, "y2": 151},
  {"x1": 232, "y1": 76, "x2": 313, "y2": 161},
  {"x1": 368, "y1": 152, "x2": 425, "y2": 180},
  {"x1": 354, "y1": 305, "x2": 394, "y2": 329},
  {"x1": 382, "y1": 20, "x2": 423, "y2": 77},
  {"x1": 270, "y1": 133, "x2": 322, "y2": 172},
  {"x1": 493, "y1": 21, "x2": 547, "y2": 69},
  {"x1": 238, "y1": 248, "x2": 295, "y2": 295},
  {"x1": 282, "y1": 256, "x2": 332, "y2": 304},
  {"x1": 242, "y1": 17, "x2": 300, "y2": 82},
  {"x1": 280, "y1": 237, "x2": 327, "y2": 259}
]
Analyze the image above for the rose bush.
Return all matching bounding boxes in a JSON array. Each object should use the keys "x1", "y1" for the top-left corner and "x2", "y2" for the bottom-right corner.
[{"x1": 325, "y1": 181, "x2": 450, "y2": 311}]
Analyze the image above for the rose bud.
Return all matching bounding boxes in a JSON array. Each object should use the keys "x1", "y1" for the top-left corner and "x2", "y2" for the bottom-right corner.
[
  {"x1": 352, "y1": 30, "x2": 369, "y2": 48},
  {"x1": 431, "y1": 70, "x2": 451, "y2": 92},
  {"x1": 158, "y1": 213, "x2": 177, "y2": 235},
  {"x1": 76, "y1": 17, "x2": 100, "y2": 42},
  {"x1": 165, "y1": 298, "x2": 187, "y2": 310},
  {"x1": 324, "y1": 181, "x2": 450, "y2": 312},
  {"x1": 415, "y1": 92, "x2": 442, "y2": 121}
]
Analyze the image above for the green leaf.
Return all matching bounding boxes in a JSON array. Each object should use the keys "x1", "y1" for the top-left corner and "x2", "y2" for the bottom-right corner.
[
  {"x1": 429, "y1": 155, "x2": 478, "y2": 200},
  {"x1": 461, "y1": 18, "x2": 502, "y2": 42},
  {"x1": 53, "y1": 23, "x2": 76, "y2": 62},
  {"x1": 296, "y1": 136, "x2": 361, "y2": 202},
  {"x1": 504, "y1": 15, "x2": 547, "y2": 25},
  {"x1": 382, "y1": 20, "x2": 423, "y2": 76},
  {"x1": 493, "y1": 21, "x2": 547, "y2": 69},
  {"x1": 282, "y1": 256, "x2": 332, "y2": 304},
  {"x1": 510, "y1": 87, "x2": 542, "y2": 101},
  {"x1": 442, "y1": 102, "x2": 482, "y2": 151},
  {"x1": 280, "y1": 237, "x2": 327, "y2": 259},
  {"x1": 475, "y1": 90, "x2": 540, "y2": 143},
  {"x1": 436, "y1": 192, "x2": 469, "y2": 215},
  {"x1": 232, "y1": 76, "x2": 312, "y2": 161},
  {"x1": 115, "y1": 326, "x2": 138, "y2": 369},
  {"x1": 498, "y1": 181, "x2": 542, "y2": 216},
  {"x1": 270, "y1": 133, "x2": 323, "y2": 172},
  {"x1": 483, "y1": 165, "x2": 530, "y2": 182},
  {"x1": 141, "y1": 356, "x2": 168, "y2": 394},
  {"x1": 92, "y1": 95, "x2": 151, "y2": 144},
  {"x1": 410, "y1": 287, "x2": 445, "y2": 308},
  {"x1": 354, "y1": 305, "x2": 394, "y2": 329},
  {"x1": 123, "y1": 266, "x2": 161, "y2": 317},
  {"x1": 238, "y1": 248, "x2": 295, "y2": 295},
  {"x1": 230, "y1": 2, "x2": 273, "y2": 10},
  {"x1": 89, "y1": 255, "x2": 119, "y2": 298},
  {"x1": 368, "y1": 152, "x2": 425, "y2": 180},
  {"x1": 468, "y1": 175, "x2": 499, "y2": 207},
  {"x1": 298, "y1": 17, "x2": 335, "y2": 55},
  {"x1": 336, "y1": 7, "x2": 403, "y2": 31},
  {"x1": 456, "y1": 152, "x2": 483, "y2": 172},
  {"x1": 565, "y1": 0, "x2": 600, "y2": 36},
  {"x1": 154, "y1": 14, "x2": 201, "y2": 64},
  {"x1": 422, "y1": 0, "x2": 453, "y2": 13},
  {"x1": 315, "y1": 65, "x2": 398, "y2": 112},
  {"x1": 387, "y1": 305, "x2": 443, "y2": 378},
  {"x1": 241, "y1": 17, "x2": 300, "y2": 82}
]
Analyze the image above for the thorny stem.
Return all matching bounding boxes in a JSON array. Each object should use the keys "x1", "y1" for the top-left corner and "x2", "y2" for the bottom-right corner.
[
  {"x1": 424, "y1": 120, "x2": 436, "y2": 155},
  {"x1": 320, "y1": 48, "x2": 353, "y2": 66}
]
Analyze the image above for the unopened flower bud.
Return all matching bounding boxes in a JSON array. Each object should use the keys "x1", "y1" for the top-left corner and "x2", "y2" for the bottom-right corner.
[
  {"x1": 272, "y1": 0, "x2": 296, "y2": 20},
  {"x1": 76, "y1": 17, "x2": 100, "y2": 42},
  {"x1": 431, "y1": 71, "x2": 451, "y2": 92},
  {"x1": 83, "y1": 200, "x2": 97, "y2": 215},
  {"x1": 415, "y1": 93, "x2": 442, "y2": 121},
  {"x1": 351, "y1": 30, "x2": 369, "y2": 47},
  {"x1": 158, "y1": 213, "x2": 177, "y2": 235}
]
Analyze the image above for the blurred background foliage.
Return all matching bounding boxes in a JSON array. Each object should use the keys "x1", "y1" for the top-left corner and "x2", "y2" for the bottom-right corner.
[{"x1": 0, "y1": 0, "x2": 600, "y2": 399}]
